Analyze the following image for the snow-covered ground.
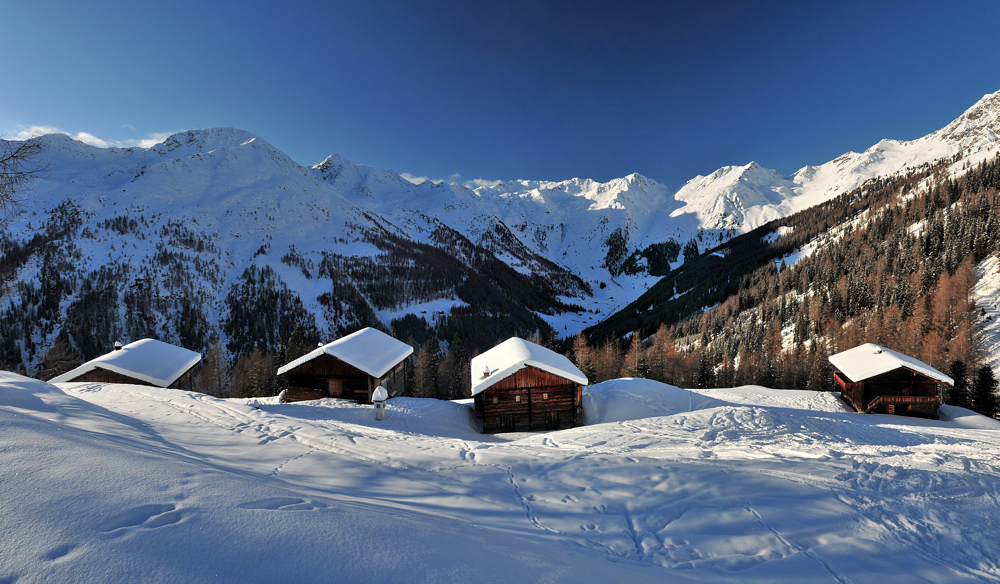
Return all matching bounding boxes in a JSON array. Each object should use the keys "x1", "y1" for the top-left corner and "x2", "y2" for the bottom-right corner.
[
  {"x1": 3, "y1": 373, "x2": 1000, "y2": 583},
  {"x1": 975, "y1": 254, "x2": 1000, "y2": 376}
]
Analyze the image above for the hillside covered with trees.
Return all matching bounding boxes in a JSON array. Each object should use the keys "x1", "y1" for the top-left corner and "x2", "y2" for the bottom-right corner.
[{"x1": 576, "y1": 153, "x2": 1000, "y2": 416}]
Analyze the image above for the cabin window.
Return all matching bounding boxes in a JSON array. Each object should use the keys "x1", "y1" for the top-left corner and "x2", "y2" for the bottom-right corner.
[
  {"x1": 543, "y1": 393, "x2": 548, "y2": 400},
  {"x1": 515, "y1": 395, "x2": 521, "y2": 403},
  {"x1": 492, "y1": 396, "x2": 498, "y2": 404}
]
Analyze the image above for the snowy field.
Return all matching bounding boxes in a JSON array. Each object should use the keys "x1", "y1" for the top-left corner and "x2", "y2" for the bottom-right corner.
[{"x1": 3, "y1": 374, "x2": 1000, "y2": 583}]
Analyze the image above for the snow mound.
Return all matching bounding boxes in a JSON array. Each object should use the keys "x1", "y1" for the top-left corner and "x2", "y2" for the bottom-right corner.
[
  {"x1": 583, "y1": 378, "x2": 727, "y2": 424},
  {"x1": 696, "y1": 385, "x2": 853, "y2": 412},
  {"x1": 0, "y1": 371, "x2": 64, "y2": 410},
  {"x1": 939, "y1": 405, "x2": 1000, "y2": 429}
]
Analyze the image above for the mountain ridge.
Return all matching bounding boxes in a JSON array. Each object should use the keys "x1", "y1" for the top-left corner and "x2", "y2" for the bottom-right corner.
[{"x1": 3, "y1": 89, "x2": 1000, "y2": 370}]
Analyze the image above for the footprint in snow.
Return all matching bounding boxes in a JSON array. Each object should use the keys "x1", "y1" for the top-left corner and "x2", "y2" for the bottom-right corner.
[
  {"x1": 238, "y1": 497, "x2": 330, "y2": 511},
  {"x1": 41, "y1": 543, "x2": 80, "y2": 563},
  {"x1": 98, "y1": 503, "x2": 184, "y2": 533}
]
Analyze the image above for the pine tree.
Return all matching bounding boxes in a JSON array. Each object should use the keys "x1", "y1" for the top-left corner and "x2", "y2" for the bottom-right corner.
[
  {"x1": 437, "y1": 346, "x2": 455, "y2": 400},
  {"x1": 402, "y1": 337, "x2": 417, "y2": 396},
  {"x1": 283, "y1": 325, "x2": 311, "y2": 365},
  {"x1": 412, "y1": 338, "x2": 440, "y2": 398},
  {"x1": 35, "y1": 334, "x2": 81, "y2": 381},
  {"x1": 448, "y1": 333, "x2": 470, "y2": 399},
  {"x1": 695, "y1": 348, "x2": 715, "y2": 389},
  {"x1": 947, "y1": 360, "x2": 971, "y2": 409},
  {"x1": 716, "y1": 352, "x2": 735, "y2": 388},
  {"x1": 546, "y1": 325, "x2": 561, "y2": 353},
  {"x1": 683, "y1": 238, "x2": 699, "y2": 263},
  {"x1": 972, "y1": 366, "x2": 999, "y2": 419}
]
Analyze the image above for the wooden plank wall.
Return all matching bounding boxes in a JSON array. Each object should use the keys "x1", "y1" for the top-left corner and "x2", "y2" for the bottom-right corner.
[
  {"x1": 168, "y1": 364, "x2": 199, "y2": 391},
  {"x1": 835, "y1": 367, "x2": 943, "y2": 415},
  {"x1": 475, "y1": 366, "x2": 581, "y2": 433},
  {"x1": 285, "y1": 353, "x2": 400, "y2": 402},
  {"x1": 833, "y1": 371, "x2": 864, "y2": 412},
  {"x1": 376, "y1": 359, "x2": 408, "y2": 396},
  {"x1": 863, "y1": 369, "x2": 936, "y2": 413}
]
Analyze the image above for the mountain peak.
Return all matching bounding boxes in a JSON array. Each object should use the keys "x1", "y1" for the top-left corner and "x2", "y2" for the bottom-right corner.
[
  {"x1": 152, "y1": 128, "x2": 266, "y2": 156},
  {"x1": 314, "y1": 153, "x2": 349, "y2": 172},
  {"x1": 933, "y1": 90, "x2": 1000, "y2": 150}
]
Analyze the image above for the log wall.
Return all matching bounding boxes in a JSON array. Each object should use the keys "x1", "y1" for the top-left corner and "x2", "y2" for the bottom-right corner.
[
  {"x1": 834, "y1": 367, "x2": 942, "y2": 415},
  {"x1": 67, "y1": 367, "x2": 156, "y2": 386},
  {"x1": 283, "y1": 353, "x2": 410, "y2": 403},
  {"x1": 285, "y1": 354, "x2": 373, "y2": 402},
  {"x1": 474, "y1": 366, "x2": 582, "y2": 433}
]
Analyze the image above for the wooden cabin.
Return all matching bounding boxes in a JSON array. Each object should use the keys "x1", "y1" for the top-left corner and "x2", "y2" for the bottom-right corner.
[
  {"x1": 471, "y1": 337, "x2": 588, "y2": 433},
  {"x1": 277, "y1": 328, "x2": 412, "y2": 403},
  {"x1": 49, "y1": 338, "x2": 202, "y2": 390},
  {"x1": 829, "y1": 343, "x2": 952, "y2": 416}
]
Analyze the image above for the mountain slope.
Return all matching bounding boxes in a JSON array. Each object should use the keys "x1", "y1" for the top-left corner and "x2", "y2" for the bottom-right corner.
[
  {"x1": 0, "y1": 130, "x2": 582, "y2": 369},
  {"x1": 3, "y1": 90, "x2": 1000, "y2": 373}
]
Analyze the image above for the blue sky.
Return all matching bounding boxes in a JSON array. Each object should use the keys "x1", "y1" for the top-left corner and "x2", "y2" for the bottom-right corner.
[{"x1": 2, "y1": 1, "x2": 1000, "y2": 188}]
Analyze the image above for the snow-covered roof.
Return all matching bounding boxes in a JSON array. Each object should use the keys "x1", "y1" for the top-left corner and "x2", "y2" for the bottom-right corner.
[
  {"x1": 828, "y1": 343, "x2": 954, "y2": 386},
  {"x1": 470, "y1": 337, "x2": 588, "y2": 396},
  {"x1": 50, "y1": 339, "x2": 202, "y2": 387},
  {"x1": 276, "y1": 328, "x2": 413, "y2": 379},
  {"x1": 372, "y1": 386, "x2": 388, "y2": 402}
]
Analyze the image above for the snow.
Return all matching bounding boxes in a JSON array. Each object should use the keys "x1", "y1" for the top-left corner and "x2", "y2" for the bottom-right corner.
[
  {"x1": 470, "y1": 337, "x2": 588, "y2": 396},
  {"x1": 374, "y1": 297, "x2": 469, "y2": 327},
  {"x1": 7, "y1": 89, "x2": 1000, "y2": 364},
  {"x1": 372, "y1": 385, "x2": 387, "y2": 401},
  {"x1": 582, "y1": 378, "x2": 728, "y2": 423},
  {"x1": 4, "y1": 371, "x2": 1000, "y2": 582},
  {"x1": 829, "y1": 342, "x2": 954, "y2": 385},
  {"x1": 49, "y1": 338, "x2": 202, "y2": 387},
  {"x1": 974, "y1": 254, "x2": 1000, "y2": 376},
  {"x1": 276, "y1": 327, "x2": 413, "y2": 378}
]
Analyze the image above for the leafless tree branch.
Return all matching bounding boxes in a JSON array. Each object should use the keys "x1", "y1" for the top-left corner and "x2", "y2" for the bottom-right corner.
[{"x1": 0, "y1": 136, "x2": 48, "y2": 226}]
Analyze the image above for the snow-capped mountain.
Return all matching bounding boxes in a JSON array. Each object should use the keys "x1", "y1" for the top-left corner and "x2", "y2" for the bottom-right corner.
[
  {"x1": 3, "y1": 90, "x2": 1000, "y2": 369},
  {"x1": 319, "y1": 89, "x2": 1000, "y2": 307},
  {"x1": 666, "y1": 90, "x2": 1000, "y2": 236}
]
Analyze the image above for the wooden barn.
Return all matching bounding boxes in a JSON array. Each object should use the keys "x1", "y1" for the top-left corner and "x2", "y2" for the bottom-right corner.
[
  {"x1": 829, "y1": 343, "x2": 953, "y2": 416},
  {"x1": 277, "y1": 327, "x2": 412, "y2": 403},
  {"x1": 471, "y1": 337, "x2": 588, "y2": 433},
  {"x1": 49, "y1": 338, "x2": 202, "y2": 390}
]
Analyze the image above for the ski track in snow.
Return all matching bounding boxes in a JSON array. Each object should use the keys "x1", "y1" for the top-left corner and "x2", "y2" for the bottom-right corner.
[{"x1": 32, "y1": 380, "x2": 998, "y2": 582}]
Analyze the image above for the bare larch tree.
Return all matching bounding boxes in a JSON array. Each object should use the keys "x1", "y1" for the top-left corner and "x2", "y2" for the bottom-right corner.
[{"x1": 0, "y1": 136, "x2": 47, "y2": 225}]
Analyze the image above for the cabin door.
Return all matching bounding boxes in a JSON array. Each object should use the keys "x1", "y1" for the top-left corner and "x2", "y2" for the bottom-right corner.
[
  {"x1": 499, "y1": 415, "x2": 516, "y2": 433},
  {"x1": 544, "y1": 412, "x2": 561, "y2": 430},
  {"x1": 327, "y1": 379, "x2": 343, "y2": 398}
]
